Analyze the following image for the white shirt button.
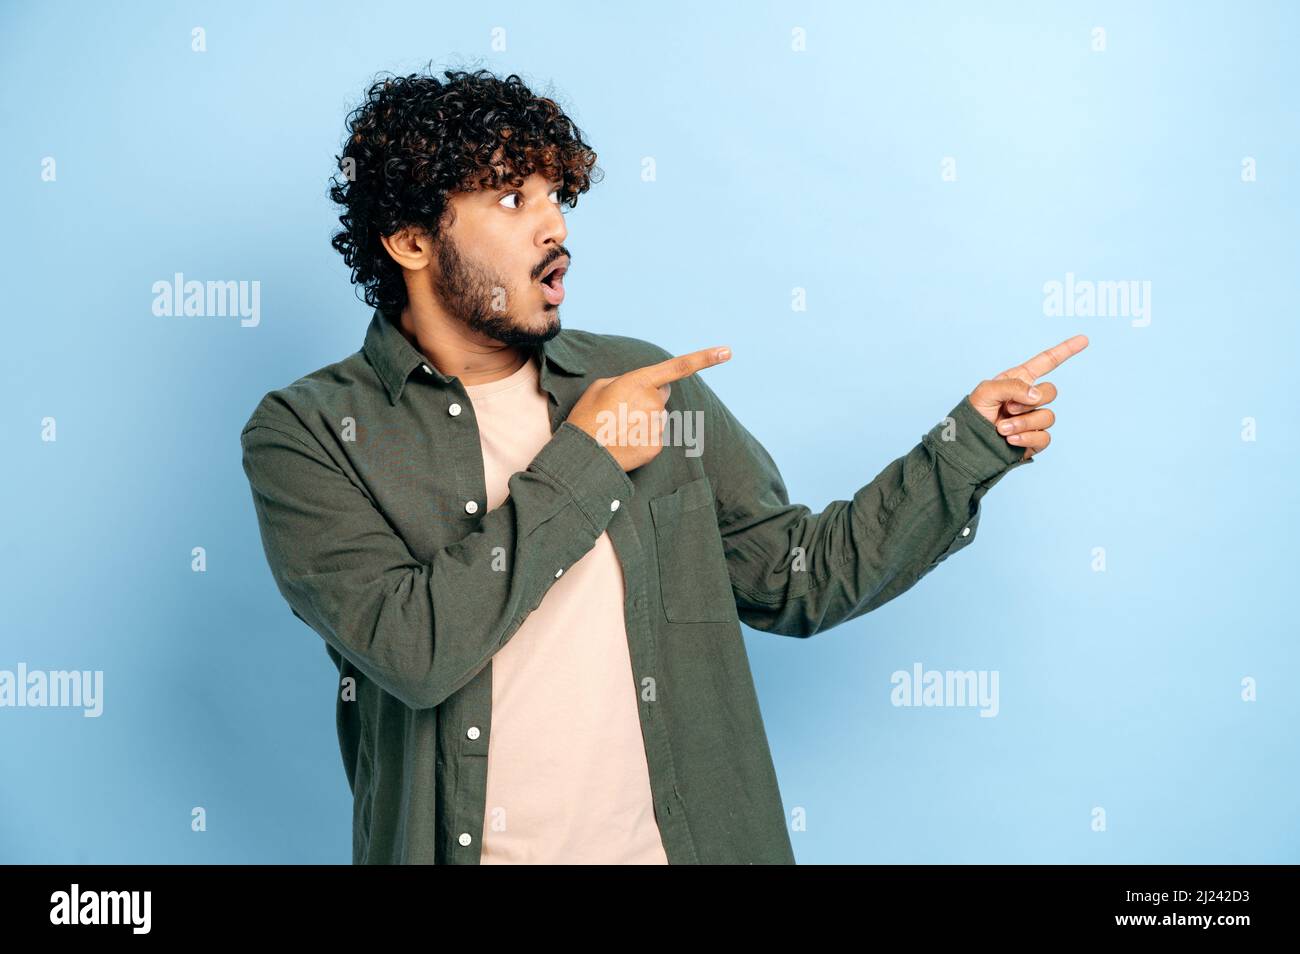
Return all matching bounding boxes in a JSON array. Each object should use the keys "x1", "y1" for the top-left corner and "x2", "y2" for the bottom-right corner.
[
  {"x1": 960, "y1": 526, "x2": 971, "y2": 537},
  {"x1": 555, "y1": 568, "x2": 564, "y2": 578},
  {"x1": 448, "y1": 403, "x2": 462, "y2": 416},
  {"x1": 466, "y1": 726, "x2": 480, "y2": 740},
  {"x1": 610, "y1": 499, "x2": 620, "y2": 511},
  {"x1": 465, "y1": 500, "x2": 479, "y2": 514},
  {"x1": 421, "y1": 364, "x2": 433, "y2": 375},
  {"x1": 458, "y1": 832, "x2": 472, "y2": 846}
]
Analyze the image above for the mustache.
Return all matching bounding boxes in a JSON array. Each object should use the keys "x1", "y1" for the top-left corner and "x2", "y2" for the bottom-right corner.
[{"x1": 533, "y1": 248, "x2": 570, "y2": 281}]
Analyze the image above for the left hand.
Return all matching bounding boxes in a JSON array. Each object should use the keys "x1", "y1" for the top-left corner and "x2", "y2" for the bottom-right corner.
[{"x1": 967, "y1": 334, "x2": 1089, "y2": 460}]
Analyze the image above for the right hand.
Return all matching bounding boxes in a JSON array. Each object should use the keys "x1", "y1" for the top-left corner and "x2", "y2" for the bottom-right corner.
[{"x1": 566, "y1": 346, "x2": 732, "y2": 471}]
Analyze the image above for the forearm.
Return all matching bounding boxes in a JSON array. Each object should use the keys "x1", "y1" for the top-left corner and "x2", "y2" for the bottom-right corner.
[
  {"x1": 242, "y1": 418, "x2": 632, "y2": 709},
  {"x1": 718, "y1": 394, "x2": 1030, "y2": 636}
]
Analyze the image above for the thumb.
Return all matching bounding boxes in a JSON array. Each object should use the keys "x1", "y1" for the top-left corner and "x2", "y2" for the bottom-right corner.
[{"x1": 971, "y1": 377, "x2": 1041, "y2": 414}]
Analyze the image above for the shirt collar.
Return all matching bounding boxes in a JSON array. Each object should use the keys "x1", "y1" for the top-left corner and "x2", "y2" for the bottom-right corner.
[{"x1": 362, "y1": 306, "x2": 587, "y2": 405}]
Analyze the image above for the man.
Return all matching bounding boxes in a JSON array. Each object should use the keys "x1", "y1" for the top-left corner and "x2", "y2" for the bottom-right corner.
[{"x1": 240, "y1": 67, "x2": 1086, "y2": 864}]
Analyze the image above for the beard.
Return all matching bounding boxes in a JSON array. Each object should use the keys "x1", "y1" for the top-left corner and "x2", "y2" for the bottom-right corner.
[{"x1": 433, "y1": 233, "x2": 561, "y2": 348}]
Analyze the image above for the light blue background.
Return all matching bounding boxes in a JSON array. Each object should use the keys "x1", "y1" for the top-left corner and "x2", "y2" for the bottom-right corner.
[{"x1": 3, "y1": 0, "x2": 1296, "y2": 864}]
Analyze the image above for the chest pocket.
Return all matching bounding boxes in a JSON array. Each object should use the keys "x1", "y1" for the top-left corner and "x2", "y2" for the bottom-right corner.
[{"x1": 648, "y1": 475, "x2": 735, "y2": 624}]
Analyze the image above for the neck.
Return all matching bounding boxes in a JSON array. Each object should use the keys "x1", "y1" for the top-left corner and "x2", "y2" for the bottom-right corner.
[{"x1": 396, "y1": 287, "x2": 528, "y2": 386}]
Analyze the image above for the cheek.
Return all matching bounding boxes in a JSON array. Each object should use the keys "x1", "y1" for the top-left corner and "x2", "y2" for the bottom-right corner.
[{"x1": 484, "y1": 239, "x2": 533, "y2": 285}]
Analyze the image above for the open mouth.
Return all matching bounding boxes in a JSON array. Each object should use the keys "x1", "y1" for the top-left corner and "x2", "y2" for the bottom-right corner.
[{"x1": 537, "y1": 261, "x2": 567, "y2": 305}]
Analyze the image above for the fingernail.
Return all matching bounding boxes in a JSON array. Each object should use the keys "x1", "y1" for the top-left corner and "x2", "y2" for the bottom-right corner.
[
  {"x1": 716, "y1": 347, "x2": 731, "y2": 360},
  {"x1": 1026, "y1": 387, "x2": 1041, "y2": 400},
  {"x1": 997, "y1": 421, "x2": 1013, "y2": 433},
  {"x1": 1007, "y1": 433, "x2": 1021, "y2": 442}
]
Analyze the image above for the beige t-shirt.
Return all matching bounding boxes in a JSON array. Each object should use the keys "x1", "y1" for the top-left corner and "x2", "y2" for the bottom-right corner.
[{"x1": 466, "y1": 351, "x2": 668, "y2": 864}]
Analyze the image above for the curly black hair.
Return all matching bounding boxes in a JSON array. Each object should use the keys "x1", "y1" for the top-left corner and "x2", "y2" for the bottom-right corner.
[{"x1": 328, "y1": 66, "x2": 602, "y2": 316}]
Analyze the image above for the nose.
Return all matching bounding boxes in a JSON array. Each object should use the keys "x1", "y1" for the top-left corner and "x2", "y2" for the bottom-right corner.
[{"x1": 538, "y1": 201, "x2": 567, "y2": 248}]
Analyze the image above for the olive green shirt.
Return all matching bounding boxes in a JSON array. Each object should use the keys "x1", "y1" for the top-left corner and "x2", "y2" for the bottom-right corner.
[{"x1": 239, "y1": 306, "x2": 1032, "y2": 864}]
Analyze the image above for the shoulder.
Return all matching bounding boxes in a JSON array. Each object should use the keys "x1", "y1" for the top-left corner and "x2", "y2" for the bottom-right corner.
[{"x1": 240, "y1": 348, "x2": 377, "y2": 443}]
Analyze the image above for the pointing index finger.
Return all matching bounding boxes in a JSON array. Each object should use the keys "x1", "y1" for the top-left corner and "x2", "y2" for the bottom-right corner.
[
  {"x1": 996, "y1": 334, "x2": 1089, "y2": 382},
  {"x1": 634, "y1": 347, "x2": 732, "y2": 387}
]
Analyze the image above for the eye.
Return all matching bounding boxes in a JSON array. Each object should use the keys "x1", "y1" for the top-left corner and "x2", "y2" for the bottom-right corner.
[
  {"x1": 550, "y1": 186, "x2": 575, "y2": 213},
  {"x1": 498, "y1": 186, "x2": 570, "y2": 211}
]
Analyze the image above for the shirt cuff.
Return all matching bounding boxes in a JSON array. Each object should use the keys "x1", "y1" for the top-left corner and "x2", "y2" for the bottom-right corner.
[
  {"x1": 922, "y1": 393, "x2": 1033, "y2": 486},
  {"x1": 530, "y1": 421, "x2": 636, "y2": 531}
]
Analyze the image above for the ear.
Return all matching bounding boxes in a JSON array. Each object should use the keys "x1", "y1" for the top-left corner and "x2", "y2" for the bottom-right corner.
[{"x1": 379, "y1": 226, "x2": 433, "y2": 272}]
